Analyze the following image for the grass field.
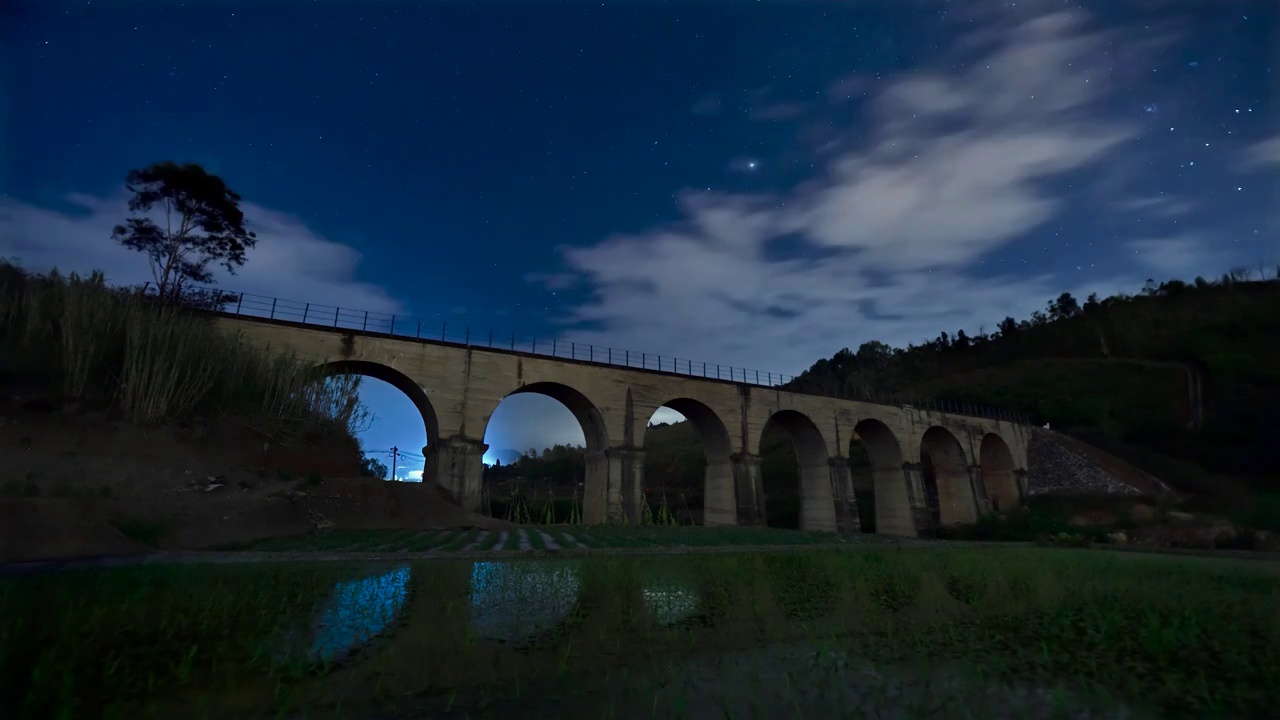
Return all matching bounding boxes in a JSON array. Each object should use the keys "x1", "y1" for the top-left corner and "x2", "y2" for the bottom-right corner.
[
  {"x1": 216, "y1": 525, "x2": 851, "y2": 553},
  {"x1": 3, "y1": 546, "x2": 1278, "y2": 719}
]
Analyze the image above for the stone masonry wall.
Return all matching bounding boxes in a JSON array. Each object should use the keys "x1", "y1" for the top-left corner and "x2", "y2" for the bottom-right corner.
[{"x1": 1027, "y1": 427, "x2": 1145, "y2": 496}]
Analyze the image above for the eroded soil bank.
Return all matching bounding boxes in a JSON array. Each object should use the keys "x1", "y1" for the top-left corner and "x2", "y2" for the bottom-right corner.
[{"x1": 1, "y1": 409, "x2": 507, "y2": 563}]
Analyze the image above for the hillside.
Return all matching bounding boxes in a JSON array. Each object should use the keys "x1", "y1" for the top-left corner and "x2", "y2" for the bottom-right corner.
[
  {"x1": 787, "y1": 271, "x2": 1280, "y2": 505},
  {"x1": 0, "y1": 263, "x2": 502, "y2": 563}
]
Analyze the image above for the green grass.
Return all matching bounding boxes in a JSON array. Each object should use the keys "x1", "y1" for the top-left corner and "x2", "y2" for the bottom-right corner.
[
  {"x1": 474, "y1": 530, "x2": 503, "y2": 552},
  {"x1": 3, "y1": 548, "x2": 1279, "y2": 719},
  {"x1": 439, "y1": 528, "x2": 479, "y2": 552}
]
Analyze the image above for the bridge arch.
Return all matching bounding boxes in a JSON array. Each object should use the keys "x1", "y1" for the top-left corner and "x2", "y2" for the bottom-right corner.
[
  {"x1": 919, "y1": 426, "x2": 979, "y2": 529},
  {"x1": 761, "y1": 409, "x2": 836, "y2": 533},
  {"x1": 979, "y1": 433, "x2": 1020, "y2": 512},
  {"x1": 318, "y1": 360, "x2": 440, "y2": 444},
  {"x1": 480, "y1": 380, "x2": 613, "y2": 522},
  {"x1": 850, "y1": 418, "x2": 916, "y2": 536},
  {"x1": 643, "y1": 397, "x2": 735, "y2": 526},
  {"x1": 503, "y1": 381, "x2": 610, "y2": 452}
]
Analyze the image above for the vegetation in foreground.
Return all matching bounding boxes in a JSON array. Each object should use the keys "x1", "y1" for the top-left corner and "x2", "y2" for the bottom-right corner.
[
  {"x1": 2, "y1": 548, "x2": 1278, "y2": 719},
  {"x1": 0, "y1": 261, "x2": 366, "y2": 446}
]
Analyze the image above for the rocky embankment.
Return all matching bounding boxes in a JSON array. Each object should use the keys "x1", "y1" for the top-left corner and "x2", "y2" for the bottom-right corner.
[{"x1": 1026, "y1": 427, "x2": 1170, "y2": 497}]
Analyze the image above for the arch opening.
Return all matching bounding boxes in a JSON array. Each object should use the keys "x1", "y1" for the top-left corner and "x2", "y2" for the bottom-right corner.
[
  {"x1": 481, "y1": 382, "x2": 610, "y2": 523},
  {"x1": 979, "y1": 433, "x2": 1020, "y2": 513},
  {"x1": 318, "y1": 360, "x2": 438, "y2": 481},
  {"x1": 760, "y1": 410, "x2": 835, "y2": 533},
  {"x1": 850, "y1": 419, "x2": 914, "y2": 536},
  {"x1": 642, "y1": 398, "x2": 735, "y2": 526},
  {"x1": 919, "y1": 426, "x2": 979, "y2": 530}
]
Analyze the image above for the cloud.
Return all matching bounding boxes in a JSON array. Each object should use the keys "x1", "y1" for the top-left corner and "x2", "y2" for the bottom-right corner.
[
  {"x1": 403, "y1": 469, "x2": 423, "y2": 481},
  {"x1": 1114, "y1": 196, "x2": 1198, "y2": 217},
  {"x1": 827, "y1": 73, "x2": 869, "y2": 104},
  {"x1": 649, "y1": 407, "x2": 688, "y2": 426},
  {"x1": 691, "y1": 93, "x2": 722, "y2": 116},
  {"x1": 542, "y1": 8, "x2": 1141, "y2": 373},
  {"x1": 747, "y1": 85, "x2": 808, "y2": 122},
  {"x1": 751, "y1": 102, "x2": 808, "y2": 122},
  {"x1": 1240, "y1": 136, "x2": 1280, "y2": 170},
  {"x1": 524, "y1": 271, "x2": 578, "y2": 290},
  {"x1": 1126, "y1": 235, "x2": 1226, "y2": 278},
  {"x1": 0, "y1": 191, "x2": 401, "y2": 313}
]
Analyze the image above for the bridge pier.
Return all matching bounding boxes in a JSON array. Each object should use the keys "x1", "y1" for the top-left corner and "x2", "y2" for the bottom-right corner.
[
  {"x1": 901, "y1": 462, "x2": 934, "y2": 537},
  {"x1": 423, "y1": 437, "x2": 488, "y2": 512},
  {"x1": 967, "y1": 466, "x2": 988, "y2": 515},
  {"x1": 866, "y1": 465, "x2": 917, "y2": 538},
  {"x1": 583, "y1": 446, "x2": 644, "y2": 525},
  {"x1": 827, "y1": 457, "x2": 861, "y2": 535},
  {"x1": 799, "y1": 454, "x2": 838, "y2": 534},
  {"x1": 731, "y1": 453, "x2": 766, "y2": 526},
  {"x1": 702, "y1": 454, "x2": 738, "y2": 527}
]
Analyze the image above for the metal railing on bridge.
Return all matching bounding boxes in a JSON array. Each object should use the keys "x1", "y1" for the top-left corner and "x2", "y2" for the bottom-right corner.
[{"x1": 192, "y1": 287, "x2": 1033, "y2": 425}]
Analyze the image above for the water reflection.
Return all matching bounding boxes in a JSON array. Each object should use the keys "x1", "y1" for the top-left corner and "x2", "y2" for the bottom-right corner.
[
  {"x1": 469, "y1": 561, "x2": 581, "y2": 644},
  {"x1": 642, "y1": 578, "x2": 700, "y2": 626},
  {"x1": 280, "y1": 564, "x2": 413, "y2": 665}
]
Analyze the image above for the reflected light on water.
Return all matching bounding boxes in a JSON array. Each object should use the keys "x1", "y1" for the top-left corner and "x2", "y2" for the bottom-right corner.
[
  {"x1": 470, "y1": 561, "x2": 581, "y2": 643},
  {"x1": 642, "y1": 581, "x2": 700, "y2": 625},
  {"x1": 307, "y1": 565, "x2": 412, "y2": 663}
]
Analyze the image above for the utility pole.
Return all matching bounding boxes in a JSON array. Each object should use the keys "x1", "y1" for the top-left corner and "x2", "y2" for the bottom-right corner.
[{"x1": 390, "y1": 446, "x2": 399, "y2": 481}]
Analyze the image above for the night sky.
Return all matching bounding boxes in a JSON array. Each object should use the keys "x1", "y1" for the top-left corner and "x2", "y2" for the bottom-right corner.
[{"x1": 3, "y1": 0, "x2": 1276, "y2": 476}]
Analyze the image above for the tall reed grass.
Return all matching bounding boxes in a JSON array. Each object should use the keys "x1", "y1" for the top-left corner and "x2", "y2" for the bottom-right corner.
[{"x1": 0, "y1": 262, "x2": 367, "y2": 438}]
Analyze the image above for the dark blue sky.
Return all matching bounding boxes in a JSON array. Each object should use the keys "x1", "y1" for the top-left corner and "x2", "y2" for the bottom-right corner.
[{"x1": 3, "y1": 0, "x2": 1276, "y2": 475}]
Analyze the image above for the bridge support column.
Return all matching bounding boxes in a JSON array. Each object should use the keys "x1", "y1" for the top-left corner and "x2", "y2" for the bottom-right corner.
[
  {"x1": 971, "y1": 464, "x2": 993, "y2": 515},
  {"x1": 702, "y1": 454, "x2": 737, "y2": 527},
  {"x1": 1014, "y1": 468, "x2": 1030, "y2": 506},
  {"x1": 866, "y1": 465, "x2": 916, "y2": 538},
  {"x1": 827, "y1": 457, "x2": 861, "y2": 535},
  {"x1": 731, "y1": 453, "x2": 766, "y2": 526},
  {"x1": 423, "y1": 437, "x2": 488, "y2": 512},
  {"x1": 799, "y1": 454, "x2": 838, "y2": 534},
  {"x1": 901, "y1": 462, "x2": 934, "y2": 537},
  {"x1": 583, "y1": 446, "x2": 644, "y2": 525}
]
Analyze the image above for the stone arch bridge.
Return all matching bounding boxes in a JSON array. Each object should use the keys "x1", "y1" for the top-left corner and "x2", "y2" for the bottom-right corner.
[{"x1": 218, "y1": 315, "x2": 1032, "y2": 537}]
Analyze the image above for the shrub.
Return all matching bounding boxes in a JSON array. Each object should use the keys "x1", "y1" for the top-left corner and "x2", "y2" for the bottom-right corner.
[{"x1": 0, "y1": 262, "x2": 368, "y2": 441}]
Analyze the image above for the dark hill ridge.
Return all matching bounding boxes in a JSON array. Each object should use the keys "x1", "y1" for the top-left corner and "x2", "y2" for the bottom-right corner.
[{"x1": 784, "y1": 271, "x2": 1280, "y2": 506}]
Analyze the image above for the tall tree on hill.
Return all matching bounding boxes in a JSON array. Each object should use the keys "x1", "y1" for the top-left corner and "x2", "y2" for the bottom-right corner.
[
  {"x1": 1048, "y1": 292, "x2": 1081, "y2": 321},
  {"x1": 111, "y1": 161, "x2": 257, "y2": 301}
]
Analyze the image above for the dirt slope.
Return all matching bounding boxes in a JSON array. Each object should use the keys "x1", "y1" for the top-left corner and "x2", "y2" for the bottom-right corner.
[{"x1": 1, "y1": 408, "x2": 508, "y2": 564}]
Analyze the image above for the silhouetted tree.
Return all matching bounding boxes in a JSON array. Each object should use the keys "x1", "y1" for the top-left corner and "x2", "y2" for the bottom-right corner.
[
  {"x1": 360, "y1": 454, "x2": 389, "y2": 480},
  {"x1": 1048, "y1": 292, "x2": 1080, "y2": 320},
  {"x1": 111, "y1": 161, "x2": 257, "y2": 300}
]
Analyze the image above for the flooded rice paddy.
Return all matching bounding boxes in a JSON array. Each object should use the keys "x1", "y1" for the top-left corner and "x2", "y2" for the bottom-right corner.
[{"x1": 3, "y1": 547, "x2": 1279, "y2": 719}]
